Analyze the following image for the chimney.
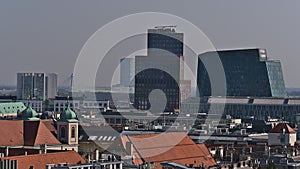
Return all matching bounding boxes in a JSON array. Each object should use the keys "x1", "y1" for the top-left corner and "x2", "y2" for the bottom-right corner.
[{"x1": 95, "y1": 149, "x2": 99, "y2": 161}]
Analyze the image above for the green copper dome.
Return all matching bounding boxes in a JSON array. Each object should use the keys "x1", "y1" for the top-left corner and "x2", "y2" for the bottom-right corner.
[
  {"x1": 60, "y1": 107, "x2": 78, "y2": 122},
  {"x1": 18, "y1": 105, "x2": 39, "y2": 120}
]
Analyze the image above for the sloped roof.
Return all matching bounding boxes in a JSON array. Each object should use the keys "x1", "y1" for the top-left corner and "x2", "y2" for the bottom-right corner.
[
  {"x1": 269, "y1": 123, "x2": 296, "y2": 134},
  {"x1": 0, "y1": 120, "x2": 24, "y2": 146},
  {"x1": 121, "y1": 132, "x2": 216, "y2": 169},
  {"x1": 42, "y1": 119, "x2": 57, "y2": 136},
  {"x1": 24, "y1": 120, "x2": 61, "y2": 146},
  {"x1": 0, "y1": 120, "x2": 61, "y2": 146},
  {"x1": 0, "y1": 102, "x2": 26, "y2": 115},
  {"x1": 1, "y1": 151, "x2": 85, "y2": 169}
]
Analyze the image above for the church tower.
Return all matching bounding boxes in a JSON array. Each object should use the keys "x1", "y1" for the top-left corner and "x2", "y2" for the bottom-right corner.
[
  {"x1": 17, "y1": 105, "x2": 40, "y2": 121},
  {"x1": 57, "y1": 106, "x2": 78, "y2": 145}
]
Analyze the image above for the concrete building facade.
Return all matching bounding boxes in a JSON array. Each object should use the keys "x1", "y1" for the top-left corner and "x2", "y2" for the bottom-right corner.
[
  {"x1": 17, "y1": 72, "x2": 57, "y2": 101},
  {"x1": 120, "y1": 57, "x2": 135, "y2": 87}
]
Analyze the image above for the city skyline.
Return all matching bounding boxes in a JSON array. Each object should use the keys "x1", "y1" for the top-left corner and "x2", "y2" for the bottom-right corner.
[
  {"x1": 1, "y1": 1, "x2": 300, "y2": 88},
  {"x1": 2, "y1": 2, "x2": 300, "y2": 168}
]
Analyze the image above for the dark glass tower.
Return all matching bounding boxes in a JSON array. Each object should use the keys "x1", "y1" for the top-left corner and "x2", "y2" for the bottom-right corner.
[
  {"x1": 197, "y1": 48, "x2": 286, "y2": 97},
  {"x1": 134, "y1": 26, "x2": 184, "y2": 112},
  {"x1": 147, "y1": 27, "x2": 183, "y2": 57}
]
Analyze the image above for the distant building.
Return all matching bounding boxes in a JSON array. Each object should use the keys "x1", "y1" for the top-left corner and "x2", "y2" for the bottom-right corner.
[
  {"x1": 17, "y1": 72, "x2": 45, "y2": 100},
  {"x1": 180, "y1": 97, "x2": 300, "y2": 124},
  {"x1": 53, "y1": 97, "x2": 81, "y2": 113},
  {"x1": 268, "y1": 123, "x2": 296, "y2": 146},
  {"x1": 120, "y1": 57, "x2": 135, "y2": 87},
  {"x1": 17, "y1": 72, "x2": 57, "y2": 100},
  {"x1": 197, "y1": 48, "x2": 286, "y2": 97},
  {"x1": 82, "y1": 100, "x2": 110, "y2": 110},
  {"x1": 46, "y1": 73, "x2": 58, "y2": 99},
  {"x1": 135, "y1": 26, "x2": 183, "y2": 112},
  {"x1": 19, "y1": 100, "x2": 44, "y2": 113},
  {"x1": 0, "y1": 96, "x2": 17, "y2": 103},
  {"x1": 147, "y1": 26, "x2": 183, "y2": 57},
  {"x1": 52, "y1": 96, "x2": 110, "y2": 113},
  {"x1": 0, "y1": 102, "x2": 26, "y2": 119},
  {"x1": 179, "y1": 56, "x2": 191, "y2": 103}
]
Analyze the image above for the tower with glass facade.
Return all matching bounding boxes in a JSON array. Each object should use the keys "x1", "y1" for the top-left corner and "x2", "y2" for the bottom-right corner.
[
  {"x1": 134, "y1": 26, "x2": 183, "y2": 112},
  {"x1": 197, "y1": 48, "x2": 286, "y2": 97}
]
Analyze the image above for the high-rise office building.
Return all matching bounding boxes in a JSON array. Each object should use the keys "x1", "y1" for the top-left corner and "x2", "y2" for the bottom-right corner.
[
  {"x1": 197, "y1": 48, "x2": 286, "y2": 97},
  {"x1": 17, "y1": 72, "x2": 58, "y2": 100},
  {"x1": 147, "y1": 26, "x2": 183, "y2": 57},
  {"x1": 120, "y1": 57, "x2": 135, "y2": 87},
  {"x1": 134, "y1": 26, "x2": 184, "y2": 112},
  {"x1": 46, "y1": 73, "x2": 58, "y2": 99}
]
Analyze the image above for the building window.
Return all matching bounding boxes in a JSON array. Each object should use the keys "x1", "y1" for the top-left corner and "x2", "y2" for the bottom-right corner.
[
  {"x1": 71, "y1": 126, "x2": 76, "y2": 138},
  {"x1": 60, "y1": 126, "x2": 66, "y2": 138}
]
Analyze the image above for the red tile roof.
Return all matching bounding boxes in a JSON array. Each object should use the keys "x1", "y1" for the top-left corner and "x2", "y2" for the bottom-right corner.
[
  {"x1": 42, "y1": 119, "x2": 57, "y2": 135},
  {"x1": 269, "y1": 123, "x2": 296, "y2": 134},
  {"x1": 1, "y1": 151, "x2": 85, "y2": 169},
  {"x1": 26, "y1": 121, "x2": 61, "y2": 145},
  {"x1": 0, "y1": 120, "x2": 23, "y2": 146},
  {"x1": 0, "y1": 120, "x2": 61, "y2": 146},
  {"x1": 121, "y1": 132, "x2": 216, "y2": 169}
]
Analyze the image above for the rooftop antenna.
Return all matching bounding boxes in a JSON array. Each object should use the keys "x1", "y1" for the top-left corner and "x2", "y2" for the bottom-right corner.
[
  {"x1": 27, "y1": 95, "x2": 31, "y2": 107},
  {"x1": 67, "y1": 96, "x2": 70, "y2": 107},
  {"x1": 70, "y1": 73, "x2": 74, "y2": 92},
  {"x1": 154, "y1": 25, "x2": 177, "y2": 30}
]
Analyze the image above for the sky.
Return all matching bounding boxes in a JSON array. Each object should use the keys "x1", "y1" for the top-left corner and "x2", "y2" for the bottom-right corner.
[{"x1": 1, "y1": 1, "x2": 300, "y2": 88}]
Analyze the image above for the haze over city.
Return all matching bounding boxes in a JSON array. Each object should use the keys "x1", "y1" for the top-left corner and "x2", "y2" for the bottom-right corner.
[
  {"x1": 1, "y1": 1, "x2": 300, "y2": 87},
  {"x1": 2, "y1": 1, "x2": 300, "y2": 169}
]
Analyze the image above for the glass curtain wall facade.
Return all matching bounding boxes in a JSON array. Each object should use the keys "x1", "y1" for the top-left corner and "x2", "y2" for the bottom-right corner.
[
  {"x1": 134, "y1": 26, "x2": 183, "y2": 112},
  {"x1": 197, "y1": 48, "x2": 286, "y2": 97}
]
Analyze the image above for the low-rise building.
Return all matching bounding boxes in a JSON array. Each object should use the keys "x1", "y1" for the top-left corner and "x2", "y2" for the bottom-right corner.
[
  {"x1": 119, "y1": 132, "x2": 216, "y2": 169},
  {"x1": 0, "y1": 151, "x2": 85, "y2": 169},
  {"x1": 0, "y1": 102, "x2": 26, "y2": 119},
  {"x1": 47, "y1": 160, "x2": 123, "y2": 169},
  {"x1": 19, "y1": 100, "x2": 44, "y2": 113},
  {"x1": 268, "y1": 123, "x2": 297, "y2": 146}
]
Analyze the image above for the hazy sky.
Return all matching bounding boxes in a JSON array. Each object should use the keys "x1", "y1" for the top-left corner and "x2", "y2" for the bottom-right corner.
[{"x1": 1, "y1": 1, "x2": 300, "y2": 88}]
